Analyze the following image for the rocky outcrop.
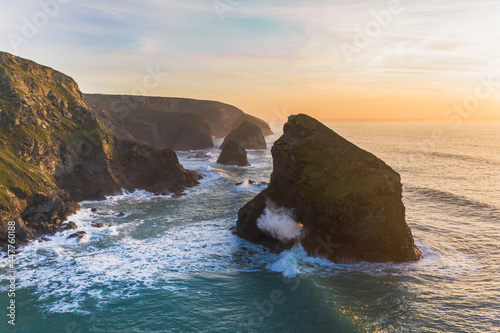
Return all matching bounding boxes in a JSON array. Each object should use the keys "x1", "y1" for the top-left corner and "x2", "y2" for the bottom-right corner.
[
  {"x1": 217, "y1": 140, "x2": 250, "y2": 166},
  {"x1": 220, "y1": 121, "x2": 266, "y2": 150},
  {"x1": 236, "y1": 114, "x2": 423, "y2": 263},
  {"x1": 188, "y1": 152, "x2": 209, "y2": 159},
  {"x1": 55, "y1": 137, "x2": 200, "y2": 201},
  {"x1": 0, "y1": 51, "x2": 201, "y2": 250},
  {"x1": 84, "y1": 93, "x2": 273, "y2": 137},
  {"x1": 89, "y1": 105, "x2": 214, "y2": 151}
]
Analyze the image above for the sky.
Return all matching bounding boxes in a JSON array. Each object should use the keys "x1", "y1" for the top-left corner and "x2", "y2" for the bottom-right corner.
[{"x1": 1, "y1": 0, "x2": 500, "y2": 122}]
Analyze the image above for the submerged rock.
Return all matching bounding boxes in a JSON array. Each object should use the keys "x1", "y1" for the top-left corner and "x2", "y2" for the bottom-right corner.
[
  {"x1": 220, "y1": 121, "x2": 266, "y2": 150},
  {"x1": 67, "y1": 231, "x2": 88, "y2": 243},
  {"x1": 236, "y1": 180, "x2": 256, "y2": 186},
  {"x1": 235, "y1": 180, "x2": 268, "y2": 187},
  {"x1": 217, "y1": 140, "x2": 250, "y2": 167},
  {"x1": 91, "y1": 223, "x2": 109, "y2": 228},
  {"x1": 171, "y1": 192, "x2": 187, "y2": 199},
  {"x1": 188, "y1": 152, "x2": 209, "y2": 159},
  {"x1": 67, "y1": 231, "x2": 84, "y2": 238},
  {"x1": 64, "y1": 221, "x2": 78, "y2": 230},
  {"x1": 236, "y1": 114, "x2": 423, "y2": 263}
]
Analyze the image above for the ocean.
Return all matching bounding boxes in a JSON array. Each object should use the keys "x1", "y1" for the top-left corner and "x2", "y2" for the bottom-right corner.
[{"x1": 1, "y1": 121, "x2": 499, "y2": 333}]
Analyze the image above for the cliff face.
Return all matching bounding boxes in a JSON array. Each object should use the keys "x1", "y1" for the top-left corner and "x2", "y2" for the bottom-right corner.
[
  {"x1": 236, "y1": 114, "x2": 423, "y2": 263},
  {"x1": 84, "y1": 93, "x2": 273, "y2": 138},
  {"x1": 220, "y1": 121, "x2": 266, "y2": 150},
  {"x1": 0, "y1": 51, "x2": 200, "y2": 249},
  {"x1": 54, "y1": 132, "x2": 201, "y2": 202},
  {"x1": 89, "y1": 105, "x2": 214, "y2": 151}
]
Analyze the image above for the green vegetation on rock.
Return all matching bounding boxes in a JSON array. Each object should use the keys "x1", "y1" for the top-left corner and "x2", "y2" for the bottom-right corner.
[
  {"x1": 0, "y1": 51, "x2": 201, "y2": 250},
  {"x1": 236, "y1": 114, "x2": 423, "y2": 263}
]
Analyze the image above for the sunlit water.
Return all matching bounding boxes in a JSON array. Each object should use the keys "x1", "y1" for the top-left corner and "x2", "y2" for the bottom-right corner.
[{"x1": 1, "y1": 121, "x2": 499, "y2": 332}]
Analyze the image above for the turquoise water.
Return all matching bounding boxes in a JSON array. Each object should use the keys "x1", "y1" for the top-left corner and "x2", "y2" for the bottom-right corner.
[{"x1": 1, "y1": 121, "x2": 499, "y2": 332}]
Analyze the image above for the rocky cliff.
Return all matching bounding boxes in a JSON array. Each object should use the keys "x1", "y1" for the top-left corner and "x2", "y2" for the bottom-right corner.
[
  {"x1": 236, "y1": 114, "x2": 423, "y2": 263},
  {"x1": 0, "y1": 51, "x2": 200, "y2": 250},
  {"x1": 84, "y1": 93, "x2": 272, "y2": 138},
  {"x1": 220, "y1": 121, "x2": 266, "y2": 150},
  {"x1": 89, "y1": 105, "x2": 214, "y2": 151}
]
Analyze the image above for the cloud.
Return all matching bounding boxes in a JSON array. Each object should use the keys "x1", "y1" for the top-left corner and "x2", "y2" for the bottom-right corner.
[{"x1": 0, "y1": 0, "x2": 499, "y2": 120}]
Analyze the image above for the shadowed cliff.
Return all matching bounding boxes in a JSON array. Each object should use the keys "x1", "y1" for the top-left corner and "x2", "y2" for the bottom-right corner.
[
  {"x1": 84, "y1": 93, "x2": 272, "y2": 138},
  {"x1": 88, "y1": 105, "x2": 214, "y2": 151},
  {"x1": 0, "y1": 51, "x2": 200, "y2": 250}
]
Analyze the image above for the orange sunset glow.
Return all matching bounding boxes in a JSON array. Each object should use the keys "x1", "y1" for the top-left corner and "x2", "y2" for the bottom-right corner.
[
  {"x1": 1, "y1": 1, "x2": 499, "y2": 332},
  {"x1": 1, "y1": 0, "x2": 499, "y2": 122}
]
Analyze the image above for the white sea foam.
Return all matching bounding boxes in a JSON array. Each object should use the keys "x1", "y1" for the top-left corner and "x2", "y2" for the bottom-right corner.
[
  {"x1": 79, "y1": 189, "x2": 173, "y2": 206},
  {"x1": 0, "y1": 207, "x2": 482, "y2": 316},
  {"x1": 0, "y1": 126, "x2": 490, "y2": 323},
  {"x1": 197, "y1": 165, "x2": 224, "y2": 182},
  {"x1": 262, "y1": 238, "x2": 482, "y2": 282},
  {"x1": 107, "y1": 189, "x2": 172, "y2": 202},
  {"x1": 247, "y1": 161, "x2": 272, "y2": 168},
  {"x1": 0, "y1": 216, "x2": 272, "y2": 313},
  {"x1": 232, "y1": 180, "x2": 268, "y2": 194},
  {"x1": 6, "y1": 209, "x2": 119, "y2": 260},
  {"x1": 266, "y1": 246, "x2": 305, "y2": 278},
  {"x1": 176, "y1": 165, "x2": 224, "y2": 199},
  {"x1": 214, "y1": 162, "x2": 252, "y2": 169},
  {"x1": 257, "y1": 202, "x2": 302, "y2": 242},
  {"x1": 275, "y1": 239, "x2": 482, "y2": 280}
]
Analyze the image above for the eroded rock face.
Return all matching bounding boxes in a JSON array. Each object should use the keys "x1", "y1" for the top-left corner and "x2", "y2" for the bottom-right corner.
[
  {"x1": 0, "y1": 51, "x2": 200, "y2": 250},
  {"x1": 236, "y1": 114, "x2": 423, "y2": 263},
  {"x1": 220, "y1": 121, "x2": 266, "y2": 150},
  {"x1": 89, "y1": 105, "x2": 214, "y2": 151},
  {"x1": 55, "y1": 138, "x2": 201, "y2": 201},
  {"x1": 217, "y1": 140, "x2": 250, "y2": 166}
]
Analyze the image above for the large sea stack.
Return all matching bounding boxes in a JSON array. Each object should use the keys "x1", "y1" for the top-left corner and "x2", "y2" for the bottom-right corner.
[
  {"x1": 217, "y1": 140, "x2": 250, "y2": 167},
  {"x1": 220, "y1": 121, "x2": 266, "y2": 150},
  {"x1": 0, "y1": 51, "x2": 200, "y2": 249},
  {"x1": 236, "y1": 114, "x2": 423, "y2": 263}
]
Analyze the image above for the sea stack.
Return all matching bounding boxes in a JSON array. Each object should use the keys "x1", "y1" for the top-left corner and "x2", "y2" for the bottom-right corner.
[
  {"x1": 236, "y1": 114, "x2": 423, "y2": 263},
  {"x1": 220, "y1": 121, "x2": 266, "y2": 150},
  {"x1": 217, "y1": 140, "x2": 250, "y2": 166}
]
